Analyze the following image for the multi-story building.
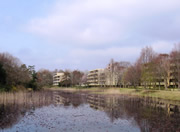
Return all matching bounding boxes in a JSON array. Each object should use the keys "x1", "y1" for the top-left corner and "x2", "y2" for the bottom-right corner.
[
  {"x1": 87, "y1": 69, "x2": 105, "y2": 86},
  {"x1": 105, "y1": 61, "x2": 128, "y2": 87},
  {"x1": 87, "y1": 61, "x2": 128, "y2": 87},
  {"x1": 53, "y1": 72, "x2": 65, "y2": 86}
]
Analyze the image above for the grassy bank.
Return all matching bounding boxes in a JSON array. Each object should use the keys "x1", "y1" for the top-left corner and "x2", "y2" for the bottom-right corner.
[
  {"x1": 49, "y1": 87, "x2": 180, "y2": 102},
  {"x1": 119, "y1": 88, "x2": 180, "y2": 101}
]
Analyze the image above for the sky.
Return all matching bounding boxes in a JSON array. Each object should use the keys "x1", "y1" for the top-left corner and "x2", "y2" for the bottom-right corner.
[{"x1": 0, "y1": 0, "x2": 180, "y2": 71}]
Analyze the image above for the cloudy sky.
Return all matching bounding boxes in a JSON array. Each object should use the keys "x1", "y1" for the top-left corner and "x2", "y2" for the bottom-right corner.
[{"x1": 0, "y1": 0, "x2": 180, "y2": 70}]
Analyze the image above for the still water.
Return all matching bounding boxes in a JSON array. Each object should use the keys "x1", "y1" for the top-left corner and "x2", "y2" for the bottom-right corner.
[{"x1": 0, "y1": 90, "x2": 180, "y2": 132}]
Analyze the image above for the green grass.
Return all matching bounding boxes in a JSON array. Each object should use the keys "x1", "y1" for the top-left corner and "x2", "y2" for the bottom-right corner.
[
  {"x1": 117, "y1": 88, "x2": 180, "y2": 101},
  {"x1": 140, "y1": 90, "x2": 180, "y2": 101},
  {"x1": 118, "y1": 88, "x2": 180, "y2": 101}
]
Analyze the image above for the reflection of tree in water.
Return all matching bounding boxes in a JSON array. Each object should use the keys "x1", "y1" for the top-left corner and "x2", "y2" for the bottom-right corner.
[
  {"x1": 1, "y1": 91, "x2": 180, "y2": 131},
  {"x1": 122, "y1": 98, "x2": 180, "y2": 132},
  {"x1": 88, "y1": 95, "x2": 180, "y2": 132},
  {"x1": 58, "y1": 92, "x2": 180, "y2": 131},
  {"x1": 0, "y1": 91, "x2": 53, "y2": 129},
  {"x1": 0, "y1": 104, "x2": 24, "y2": 129}
]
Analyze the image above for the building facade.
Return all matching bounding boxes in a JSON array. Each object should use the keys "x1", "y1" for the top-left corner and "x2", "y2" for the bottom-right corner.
[
  {"x1": 53, "y1": 72, "x2": 65, "y2": 86},
  {"x1": 87, "y1": 69, "x2": 105, "y2": 86}
]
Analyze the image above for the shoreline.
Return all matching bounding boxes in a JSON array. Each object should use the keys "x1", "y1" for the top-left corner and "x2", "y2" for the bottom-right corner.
[{"x1": 48, "y1": 87, "x2": 180, "y2": 102}]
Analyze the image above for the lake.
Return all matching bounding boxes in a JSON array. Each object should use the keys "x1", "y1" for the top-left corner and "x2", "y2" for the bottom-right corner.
[{"x1": 0, "y1": 90, "x2": 180, "y2": 132}]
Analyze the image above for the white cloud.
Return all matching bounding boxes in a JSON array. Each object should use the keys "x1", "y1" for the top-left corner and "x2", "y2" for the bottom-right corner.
[
  {"x1": 26, "y1": 0, "x2": 180, "y2": 46},
  {"x1": 23, "y1": 0, "x2": 180, "y2": 70}
]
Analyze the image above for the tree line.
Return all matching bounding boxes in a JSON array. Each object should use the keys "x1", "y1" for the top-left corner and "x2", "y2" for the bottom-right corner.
[
  {"x1": 105, "y1": 44, "x2": 180, "y2": 89},
  {"x1": 0, "y1": 53, "x2": 53, "y2": 91},
  {"x1": 53, "y1": 44, "x2": 180, "y2": 89},
  {"x1": 1, "y1": 43, "x2": 180, "y2": 91},
  {"x1": 0, "y1": 52, "x2": 87, "y2": 91}
]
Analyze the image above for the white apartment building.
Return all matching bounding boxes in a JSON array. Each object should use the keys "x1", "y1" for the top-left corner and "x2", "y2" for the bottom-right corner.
[
  {"x1": 87, "y1": 69, "x2": 105, "y2": 86},
  {"x1": 53, "y1": 72, "x2": 65, "y2": 86}
]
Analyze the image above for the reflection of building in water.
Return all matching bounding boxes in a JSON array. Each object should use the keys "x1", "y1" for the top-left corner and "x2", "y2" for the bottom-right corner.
[
  {"x1": 87, "y1": 95, "x2": 106, "y2": 110},
  {"x1": 54, "y1": 92, "x2": 180, "y2": 131},
  {"x1": 88, "y1": 94, "x2": 180, "y2": 116},
  {"x1": 87, "y1": 94, "x2": 123, "y2": 122},
  {"x1": 53, "y1": 91, "x2": 70, "y2": 105},
  {"x1": 87, "y1": 94, "x2": 180, "y2": 131},
  {"x1": 53, "y1": 91, "x2": 87, "y2": 107},
  {"x1": 1, "y1": 91, "x2": 180, "y2": 131},
  {"x1": 54, "y1": 91, "x2": 180, "y2": 127}
]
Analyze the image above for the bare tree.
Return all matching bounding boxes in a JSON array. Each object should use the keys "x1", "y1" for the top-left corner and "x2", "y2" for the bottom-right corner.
[
  {"x1": 139, "y1": 46, "x2": 156, "y2": 64},
  {"x1": 124, "y1": 66, "x2": 135, "y2": 88},
  {"x1": 114, "y1": 61, "x2": 130, "y2": 87},
  {"x1": 37, "y1": 69, "x2": 53, "y2": 88},
  {"x1": 123, "y1": 62, "x2": 141, "y2": 88},
  {"x1": 170, "y1": 44, "x2": 180, "y2": 89},
  {"x1": 138, "y1": 46, "x2": 157, "y2": 89},
  {"x1": 80, "y1": 71, "x2": 88, "y2": 85},
  {"x1": 154, "y1": 54, "x2": 170, "y2": 90},
  {"x1": 61, "y1": 70, "x2": 71, "y2": 87},
  {"x1": 71, "y1": 70, "x2": 84, "y2": 86}
]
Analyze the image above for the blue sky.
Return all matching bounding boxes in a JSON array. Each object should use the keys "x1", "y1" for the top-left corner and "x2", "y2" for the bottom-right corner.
[{"x1": 0, "y1": 0, "x2": 180, "y2": 71}]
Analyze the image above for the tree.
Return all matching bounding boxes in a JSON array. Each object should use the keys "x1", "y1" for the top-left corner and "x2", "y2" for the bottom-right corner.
[
  {"x1": 154, "y1": 54, "x2": 170, "y2": 90},
  {"x1": 124, "y1": 66, "x2": 135, "y2": 88},
  {"x1": 170, "y1": 44, "x2": 180, "y2": 89},
  {"x1": 18, "y1": 64, "x2": 31, "y2": 86},
  {"x1": 71, "y1": 70, "x2": 84, "y2": 86},
  {"x1": 139, "y1": 46, "x2": 156, "y2": 64},
  {"x1": 0, "y1": 63, "x2": 6, "y2": 87},
  {"x1": 0, "y1": 53, "x2": 21, "y2": 86},
  {"x1": 80, "y1": 71, "x2": 88, "y2": 86},
  {"x1": 28, "y1": 65, "x2": 38, "y2": 90},
  {"x1": 114, "y1": 61, "x2": 130, "y2": 87},
  {"x1": 138, "y1": 46, "x2": 157, "y2": 89},
  {"x1": 61, "y1": 70, "x2": 71, "y2": 87},
  {"x1": 123, "y1": 62, "x2": 141, "y2": 88},
  {"x1": 37, "y1": 69, "x2": 53, "y2": 88}
]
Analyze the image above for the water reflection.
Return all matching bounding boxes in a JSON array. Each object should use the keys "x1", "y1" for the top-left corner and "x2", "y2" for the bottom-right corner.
[
  {"x1": 0, "y1": 91, "x2": 53, "y2": 130},
  {"x1": 55, "y1": 92, "x2": 180, "y2": 131},
  {"x1": 0, "y1": 90, "x2": 180, "y2": 132}
]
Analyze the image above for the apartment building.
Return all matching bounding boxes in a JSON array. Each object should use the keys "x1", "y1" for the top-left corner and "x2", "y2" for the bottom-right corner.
[
  {"x1": 87, "y1": 61, "x2": 128, "y2": 87},
  {"x1": 53, "y1": 72, "x2": 65, "y2": 86},
  {"x1": 87, "y1": 69, "x2": 105, "y2": 86},
  {"x1": 105, "y1": 61, "x2": 127, "y2": 86}
]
